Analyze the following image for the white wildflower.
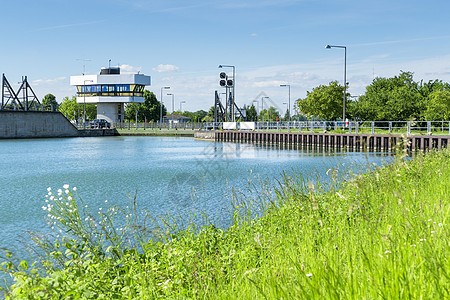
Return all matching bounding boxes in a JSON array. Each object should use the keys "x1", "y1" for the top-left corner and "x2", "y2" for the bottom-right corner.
[
  {"x1": 47, "y1": 187, "x2": 52, "y2": 192},
  {"x1": 306, "y1": 273, "x2": 312, "y2": 277},
  {"x1": 73, "y1": 187, "x2": 77, "y2": 191},
  {"x1": 63, "y1": 184, "x2": 69, "y2": 189}
]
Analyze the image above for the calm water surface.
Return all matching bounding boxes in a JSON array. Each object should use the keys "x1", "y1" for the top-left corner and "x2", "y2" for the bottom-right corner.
[{"x1": 0, "y1": 136, "x2": 390, "y2": 250}]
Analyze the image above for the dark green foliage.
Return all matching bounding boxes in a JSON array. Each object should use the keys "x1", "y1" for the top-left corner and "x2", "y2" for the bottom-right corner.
[
  {"x1": 245, "y1": 104, "x2": 258, "y2": 121},
  {"x1": 59, "y1": 96, "x2": 96, "y2": 121},
  {"x1": 259, "y1": 106, "x2": 280, "y2": 121},
  {"x1": 124, "y1": 90, "x2": 166, "y2": 122},
  {"x1": 296, "y1": 81, "x2": 348, "y2": 120},
  {"x1": 355, "y1": 71, "x2": 424, "y2": 121},
  {"x1": 41, "y1": 94, "x2": 58, "y2": 111}
]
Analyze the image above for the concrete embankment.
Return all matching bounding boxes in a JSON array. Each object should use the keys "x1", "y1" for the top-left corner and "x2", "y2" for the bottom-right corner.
[
  {"x1": 194, "y1": 131, "x2": 215, "y2": 140},
  {"x1": 0, "y1": 111, "x2": 119, "y2": 139},
  {"x1": 215, "y1": 130, "x2": 450, "y2": 151}
]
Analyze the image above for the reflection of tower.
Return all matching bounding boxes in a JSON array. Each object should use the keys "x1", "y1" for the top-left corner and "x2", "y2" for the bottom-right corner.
[{"x1": 70, "y1": 66, "x2": 151, "y2": 124}]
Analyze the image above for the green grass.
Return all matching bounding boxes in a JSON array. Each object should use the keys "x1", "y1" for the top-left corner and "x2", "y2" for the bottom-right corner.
[
  {"x1": 116, "y1": 128, "x2": 195, "y2": 136},
  {"x1": 1, "y1": 149, "x2": 449, "y2": 299}
]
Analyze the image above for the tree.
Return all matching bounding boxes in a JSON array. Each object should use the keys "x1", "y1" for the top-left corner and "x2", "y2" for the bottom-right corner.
[
  {"x1": 180, "y1": 110, "x2": 207, "y2": 122},
  {"x1": 283, "y1": 109, "x2": 290, "y2": 121},
  {"x1": 354, "y1": 71, "x2": 423, "y2": 121},
  {"x1": 42, "y1": 94, "x2": 58, "y2": 111},
  {"x1": 59, "y1": 96, "x2": 96, "y2": 121},
  {"x1": 246, "y1": 104, "x2": 257, "y2": 121},
  {"x1": 124, "y1": 90, "x2": 166, "y2": 122},
  {"x1": 296, "y1": 81, "x2": 346, "y2": 120},
  {"x1": 202, "y1": 106, "x2": 215, "y2": 122},
  {"x1": 424, "y1": 90, "x2": 450, "y2": 121},
  {"x1": 259, "y1": 106, "x2": 279, "y2": 121}
]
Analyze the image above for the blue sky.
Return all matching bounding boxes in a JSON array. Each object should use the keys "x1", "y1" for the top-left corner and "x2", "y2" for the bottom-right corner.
[{"x1": 1, "y1": 0, "x2": 450, "y2": 112}]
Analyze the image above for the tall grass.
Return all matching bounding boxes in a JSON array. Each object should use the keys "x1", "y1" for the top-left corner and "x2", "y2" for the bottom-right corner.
[{"x1": 1, "y1": 148, "x2": 449, "y2": 299}]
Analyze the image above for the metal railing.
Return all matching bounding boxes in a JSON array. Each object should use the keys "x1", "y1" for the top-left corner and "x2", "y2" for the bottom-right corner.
[
  {"x1": 112, "y1": 122, "x2": 204, "y2": 130},
  {"x1": 201, "y1": 121, "x2": 450, "y2": 135}
]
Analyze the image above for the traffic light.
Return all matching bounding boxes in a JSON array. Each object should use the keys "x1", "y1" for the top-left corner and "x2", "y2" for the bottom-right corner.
[{"x1": 219, "y1": 72, "x2": 233, "y2": 87}]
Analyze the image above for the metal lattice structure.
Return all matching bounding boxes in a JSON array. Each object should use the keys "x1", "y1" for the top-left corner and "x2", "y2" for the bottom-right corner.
[
  {"x1": 214, "y1": 90, "x2": 245, "y2": 122},
  {"x1": 1, "y1": 74, "x2": 41, "y2": 111}
]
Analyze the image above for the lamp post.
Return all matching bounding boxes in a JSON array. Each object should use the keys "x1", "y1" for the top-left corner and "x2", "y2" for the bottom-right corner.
[
  {"x1": 325, "y1": 44, "x2": 347, "y2": 122},
  {"x1": 261, "y1": 96, "x2": 269, "y2": 122},
  {"x1": 280, "y1": 84, "x2": 291, "y2": 121},
  {"x1": 218, "y1": 65, "x2": 235, "y2": 121},
  {"x1": 179, "y1": 101, "x2": 186, "y2": 112},
  {"x1": 167, "y1": 93, "x2": 174, "y2": 113},
  {"x1": 160, "y1": 86, "x2": 170, "y2": 123},
  {"x1": 83, "y1": 79, "x2": 93, "y2": 129}
]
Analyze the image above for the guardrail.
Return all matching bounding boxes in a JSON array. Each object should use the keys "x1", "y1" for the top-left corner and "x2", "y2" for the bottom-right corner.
[
  {"x1": 202, "y1": 121, "x2": 450, "y2": 135},
  {"x1": 71, "y1": 120, "x2": 450, "y2": 135},
  {"x1": 112, "y1": 122, "x2": 204, "y2": 130}
]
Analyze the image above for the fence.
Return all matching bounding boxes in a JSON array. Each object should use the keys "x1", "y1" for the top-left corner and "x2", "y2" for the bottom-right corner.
[
  {"x1": 202, "y1": 121, "x2": 450, "y2": 135},
  {"x1": 72, "y1": 120, "x2": 450, "y2": 135},
  {"x1": 112, "y1": 121, "x2": 204, "y2": 130}
]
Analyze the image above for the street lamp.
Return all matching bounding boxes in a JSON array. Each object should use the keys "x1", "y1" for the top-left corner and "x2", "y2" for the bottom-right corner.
[
  {"x1": 179, "y1": 100, "x2": 186, "y2": 112},
  {"x1": 160, "y1": 86, "x2": 170, "y2": 123},
  {"x1": 83, "y1": 79, "x2": 93, "y2": 129},
  {"x1": 261, "y1": 96, "x2": 269, "y2": 122},
  {"x1": 167, "y1": 93, "x2": 175, "y2": 113},
  {"x1": 280, "y1": 84, "x2": 291, "y2": 121},
  {"x1": 218, "y1": 65, "x2": 235, "y2": 121},
  {"x1": 325, "y1": 44, "x2": 347, "y2": 122}
]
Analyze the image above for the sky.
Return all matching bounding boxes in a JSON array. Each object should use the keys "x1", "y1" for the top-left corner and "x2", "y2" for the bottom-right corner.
[{"x1": 1, "y1": 0, "x2": 450, "y2": 113}]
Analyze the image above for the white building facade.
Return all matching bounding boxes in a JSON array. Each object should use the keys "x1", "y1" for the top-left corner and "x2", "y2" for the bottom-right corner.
[{"x1": 70, "y1": 67, "x2": 151, "y2": 124}]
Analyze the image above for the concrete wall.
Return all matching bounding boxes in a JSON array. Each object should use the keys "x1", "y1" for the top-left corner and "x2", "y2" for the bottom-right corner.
[
  {"x1": 0, "y1": 111, "x2": 80, "y2": 139},
  {"x1": 194, "y1": 131, "x2": 215, "y2": 140}
]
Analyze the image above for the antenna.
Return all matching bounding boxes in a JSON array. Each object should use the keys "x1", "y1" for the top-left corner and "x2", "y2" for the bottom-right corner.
[{"x1": 76, "y1": 58, "x2": 92, "y2": 75}]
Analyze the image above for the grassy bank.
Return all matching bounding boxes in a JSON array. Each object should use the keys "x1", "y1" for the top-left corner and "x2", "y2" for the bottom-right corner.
[
  {"x1": 1, "y1": 149, "x2": 449, "y2": 299},
  {"x1": 116, "y1": 128, "x2": 195, "y2": 137}
]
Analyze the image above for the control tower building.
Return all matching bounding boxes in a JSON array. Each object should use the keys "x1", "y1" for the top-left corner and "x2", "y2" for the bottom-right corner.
[{"x1": 70, "y1": 67, "x2": 151, "y2": 124}]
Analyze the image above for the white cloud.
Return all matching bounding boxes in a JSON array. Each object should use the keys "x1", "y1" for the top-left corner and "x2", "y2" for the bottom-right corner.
[
  {"x1": 119, "y1": 64, "x2": 142, "y2": 74},
  {"x1": 153, "y1": 64, "x2": 180, "y2": 73},
  {"x1": 32, "y1": 77, "x2": 67, "y2": 86}
]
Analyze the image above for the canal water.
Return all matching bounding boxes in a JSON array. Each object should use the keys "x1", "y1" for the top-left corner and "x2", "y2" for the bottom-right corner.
[{"x1": 0, "y1": 136, "x2": 391, "y2": 251}]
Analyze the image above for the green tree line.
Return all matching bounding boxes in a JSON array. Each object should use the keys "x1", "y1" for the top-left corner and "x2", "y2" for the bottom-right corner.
[{"x1": 296, "y1": 71, "x2": 450, "y2": 121}]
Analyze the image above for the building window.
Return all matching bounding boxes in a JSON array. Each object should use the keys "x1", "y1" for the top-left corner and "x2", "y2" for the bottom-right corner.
[{"x1": 77, "y1": 84, "x2": 145, "y2": 97}]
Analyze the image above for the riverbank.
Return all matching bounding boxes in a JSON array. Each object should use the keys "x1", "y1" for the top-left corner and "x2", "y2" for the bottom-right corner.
[
  {"x1": 1, "y1": 148, "x2": 449, "y2": 298},
  {"x1": 117, "y1": 128, "x2": 195, "y2": 137}
]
